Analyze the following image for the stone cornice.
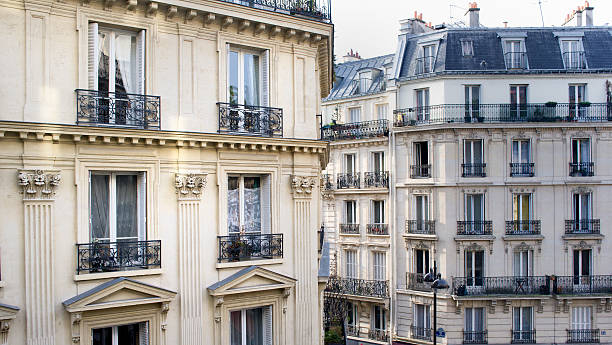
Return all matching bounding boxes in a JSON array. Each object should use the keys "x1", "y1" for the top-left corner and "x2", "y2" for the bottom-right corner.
[
  {"x1": 175, "y1": 173, "x2": 207, "y2": 200},
  {"x1": 17, "y1": 169, "x2": 61, "y2": 201}
]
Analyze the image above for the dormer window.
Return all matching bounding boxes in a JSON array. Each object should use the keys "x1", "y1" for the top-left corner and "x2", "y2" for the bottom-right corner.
[
  {"x1": 359, "y1": 71, "x2": 371, "y2": 93},
  {"x1": 561, "y1": 40, "x2": 586, "y2": 69},
  {"x1": 416, "y1": 44, "x2": 436, "y2": 74},
  {"x1": 461, "y1": 40, "x2": 474, "y2": 56},
  {"x1": 504, "y1": 40, "x2": 527, "y2": 69}
]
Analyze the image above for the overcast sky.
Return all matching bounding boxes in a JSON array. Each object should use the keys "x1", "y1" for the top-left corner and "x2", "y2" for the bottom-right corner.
[{"x1": 331, "y1": 0, "x2": 612, "y2": 59}]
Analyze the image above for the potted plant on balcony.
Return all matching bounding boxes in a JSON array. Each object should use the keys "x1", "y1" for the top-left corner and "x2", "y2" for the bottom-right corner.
[
  {"x1": 545, "y1": 101, "x2": 558, "y2": 108},
  {"x1": 226, "y1": 236, "x2": 248, "y2": 262},
  {"x1": 579, "y1": 101, "x2": 591, "y2": 107}
]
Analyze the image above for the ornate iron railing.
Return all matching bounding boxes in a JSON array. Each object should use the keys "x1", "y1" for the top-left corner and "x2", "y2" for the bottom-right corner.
[
  {"x1": 321, "y1": 120, "x2": 389, "y2": 141},
  {"x1": 504, "y1": 52, "x2": 528, "y2": 69},
  {"x1": 217, "y1": 102, "x2": 283, "y2": 137},
  {"x1": 337, "y1": 173, "x2": 360, "y2": 189},
  {"x1": 569, "y1": 162, "x2": 594, "y2": 177},
  {"x1": 217, "y1": 233, "x2": 283, "y2": 262},
  {"x1": 411, "y1": 164, "x2": 432, "y2": 178},
  {"x1": 367, "y1": 224, "x2": 388, "y2": 235},
  {"x1": 416, "y1": 56, "x2": 436, "y2": 74},
  {"x1": 346, "y1": 324, "x2": 360, "y2": 337},
  {"x1": 321, "y1": 174, "x2": 334, "y2": 190},
  {"x1": 463, "y1": 330, "x2": 488, "y2": 344},
  {"x1": 368, "y1": 329, "x2": 389, "y2": 342},
  {"x1": 512, "y1": 330, "x2": 536, "y2": 344},
  {"x1": 406, "y1": 220, "x2": 436, "y2": 235},
  {"x1": 565, "y1": 219, "x2": 600, "y2": 234},
  {"x1": 340, "y1": 224, "x2": 360, "y2": 234},
  {"x1": 411, "y1": 325, "x2": 433, "y2": 341},
  {"x1": 510, "y1": 163, "x2": 535, "y2": 177},
  {"x1": 394, "y1": 103, "x2": 611, "y2": 127},
  {"x1": 407, "y1": 272, "x2": 431, "y2": 292},
  {"x1": 567, "y1": 329, "x2": 600, "y2": 343},
  {"x1": 462, "y1": 163, "x2": 487, "y2": 177},
  {"x1": 563, "y1": 51, "x2": 587, "y2": 70},
  {"x1": 75, "y1": 89, "x2": 161, "y2": 129},
  {"x1": 76, "y1": 240, "x2": 161, "y2": 274},
  {"x1": 325, "y1": 276, "x2": 389, "y2": 298},
  {"x1": 553, "y1": 275, "x2": 612, "y2": 295},
  {"x1": 457, "y1": 221, "x2": 493, "y2": 235},
  {"x1": 217, "y1": 0, "x2": 331, "y2": 22},
  {"x1": 505, "y1": 220, "x2": 541, "y2": 235},
  {"x1": 364, "y1": 171, "x2": 389, "y2": 188},
  {"x1": 452, "y1": 276, "x2": 551, "y2": 296}
]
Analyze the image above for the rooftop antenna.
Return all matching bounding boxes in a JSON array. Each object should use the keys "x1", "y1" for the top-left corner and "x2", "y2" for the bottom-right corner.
[{"x1": 538, "y1": 0, "x2": 545, "y2": 26}]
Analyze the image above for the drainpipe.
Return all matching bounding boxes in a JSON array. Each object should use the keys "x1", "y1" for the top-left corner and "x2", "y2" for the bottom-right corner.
[{"x1": 389, "y1": 81, "x2": 399, "y2": 343}]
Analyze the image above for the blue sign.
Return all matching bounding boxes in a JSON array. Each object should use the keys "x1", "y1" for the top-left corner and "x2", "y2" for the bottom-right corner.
[{"x1": 436, "y1": 328, "x2": 446, "y2": 338}]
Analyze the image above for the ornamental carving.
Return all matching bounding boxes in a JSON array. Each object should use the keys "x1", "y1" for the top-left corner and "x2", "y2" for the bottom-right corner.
[
  {"x1": 17, "y1": 170, "x2": 61, "y2": 200},
  {"x1": 290, "y1": 175, "x2": 317, "y2": 198},
  {"x1": 175, "y1": 173, "x2": 207, "y2": 200}
]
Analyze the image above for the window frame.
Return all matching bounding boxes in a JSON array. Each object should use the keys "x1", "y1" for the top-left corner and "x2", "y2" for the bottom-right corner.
[
  {"x1": 376, "y1": 103, "x2": 389, "y2": 121},
  {"x1": 348, "y1": 107, "x2": 361, "y2": 123},
  {"x1": 345, "y1": 249, "x2": 358, "y2": 278},
  {"x1": 229, "y1": 305, "x2": 273, "y2": 345},
  {"x1": 465, "y1": 307, "x2": 486, "y2": 332},
  {"x1": 226, "y1": 174, "x2": 271, "y2": 234},
  {"x1": 464, "y1": 139, "x2": 484, "y2": 165},
  {"x1": 371, "y1": 305, "x2": 387, "y2": 331},
  {"x1": 92, "y1": 321, "x2": 149, "y2": 345},
  {"x1": 372, "y1": 251, "x2": 386, "y2": 281},
  {"x1": 371, "y1": 200, "x2": 385, "y2": 224},
  {"x1": 511, "y1": 139, "x2": 531, "y2": 164},
  {"x1": 571, "y1": 138, "x2": 591, "y2": 164},
  {"x1": 345, "y1": 200, "x2": 357, "y2": 224},
  {"x1": 371, "y1": 151, "x2": 385, "y2": 173},
  {"x1": 227, "y1": 45, "x2": 268, "y2": 106}
]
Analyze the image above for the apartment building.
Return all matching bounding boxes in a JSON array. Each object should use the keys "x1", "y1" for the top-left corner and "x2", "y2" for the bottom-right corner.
[
  {"x1": 0, "y1": 0, "x2": 332, "y2": 344},
  {"x1": 322, "y1": 4, "x2": 612, "y2": 345}
]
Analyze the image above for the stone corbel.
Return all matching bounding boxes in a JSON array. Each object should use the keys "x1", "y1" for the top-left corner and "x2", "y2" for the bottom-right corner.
[
  {"x1": 221, "y1": 16, "x2": 234, "y2": 30},
  {"x1": 0, "y1": 320, "x2": 11, "y2": 334},
  {"x1": 126, "y1": 0, "x2": 137, "y2": 11},
  {"x1": 18, "y1": 170, "x2": 61, "y2": 201},
  {"x1": 488, "y1": 300, "x2": 496, "y2": 314},
  {"x1": 537, "y1": 299, "x2": 545, "y2": 313},
  {"x1": 104, "y1": 0, "x2": 115, "y2": 10},
  {"x1": 555, "y1": 299, "x2": 563, "y2": 313},
  {"x1": 238, "y1": 20, "x2": 250, "y2": 33},
  {"x1": 254, "y1": 23, "x2": 266, "y2": 36},
  {"x1": 291, "y1": 175, "x2": 317, "y2": 199},
  {"x1": 185, "y1": 9, "x2": 197, "y2": 22},
  {"x1": 166, "y1": 6, "x2": 178, "y2": 19},
  {"x1": 269, "y1": 26, "x2": 282, "y2": 39},
  {"x1": 298, "y1": 32, "x2": 311, "y2": 43},
  {"x1": 564, "y1": 299, "x2": 571, "y2": 313},
  {"x1": 146, "y1": 1, "x2": 158, "y2": 17},
  {"x1": 283, "y1": 29, "x2": 296, "y2": 42},
  {"x1": 598, "y1": 299, "x2": 606, "y2": 313},
  {"x1": 204, "y1": 13, "x2": 216, "y2": 26},
  {"x1": 311, "y1": 34, "x2": 322, "y2": 45},
  {"x1": 455, "y1": 300, "x2": 463, "y2": 314},
  {"x1": 214, "y1": 297, "x2": 224, "y2": 323},
  {"x1": 70, "y1": 313, "x2": 82, "y2": 344},
  {"x1": 503, "y1": 300, "x2": 511, "y2": 313},
  {"x1": 175, "y1": 173, "x2": 207, "y2": 200},
  {"x1": 160, "y1": 302, "x2": 170, "y2": 331}
]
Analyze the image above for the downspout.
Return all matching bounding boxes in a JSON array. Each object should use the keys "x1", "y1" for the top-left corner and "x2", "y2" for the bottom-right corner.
[{"x1": 390, "y1": 81, "x2": 399, "y2": 343}]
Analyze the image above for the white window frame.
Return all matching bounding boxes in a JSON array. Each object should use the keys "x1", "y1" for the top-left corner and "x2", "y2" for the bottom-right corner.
[
  {"x1": 560, "y1": 39, "x2": 587, "y2": 69},
  {"x1": 371, "y1": 200, "x2": 385, "y2": 224},
  {"x1": 344, "y1": 153, "x2": 357, "y2": 174},
  {"x1": 371, "y1": 305, "x2": 386, "y2": 331},
  {"x1": 572, "y1": 192, "x2": 592, "y2": 221},
  {"x1": 92, "y1": 321, "x2": 149, "y2": 345},
  {"x1": 465, "y1": 307, "x2": 485, "y2": 332},
  {"x1": 464, "y1": 139, "x2": 484, "y2": 165},
  {"x1": 345, "y1": 200, "x2": 357, "y2": 224},
  {"x1": 345, "y1": 249, "x2": 358, "y2": 278},
  {"x1": 348, "y1": 107, "x2": 361, "y2": 123},
  {"x1": 376, "y1": 103, "x2": 389, "y2": 121},
  {"x1": 415, "y1": 88, "x2": 430, "y2": 120},
  {"x1": 465, "y1": 250, "x2": 485, "y2": 287},
  {"x1": 512, "y1": 193, "x2": 532, "y2": 222},
  {"x1": 513, "y1": 306, "x2": 533, "y2": 334},
  {"x1": 347, "y1": 302, "x2": 359, "y2": 327},
  {"x1": 414, "y1": 195, "x2": 429, "y2": 223},
  {"x1": 571, "y1": 306, "x2": 592, "y2": 331},
  {"x1": 371, "y1": 151, "x2": 385, "y2": 173},
  {"x1": 461, "y1": 40, "x2": 474, "y2": 56},
  {"x1": 414, "y1": 248, "x2": 430, "y2": 275},
  {"x1": 359, "y1": 71, "x2": 371, "y2": 93},
  {"x1": 372, "y1": 251, "x2": 386, "y2": 281},
  {"x1": 573, "y1": 248, "x2": 592, "y2": 278},
  {"x1": 230, "y1": 306, "x2": 273, "y2": 345},
  {"x1": 414, "y1": 304, "x2": 431, "y2": 330},
  {"x1": 501, "y1": 38, "x2": 528, "y2": 69},
  {"x1": 511, "y1": 140, "x2": 530, "y2": 164},
  {"x1": 571, "y1": 138, "x2": 591, "y2": 164},
  {"x1": 227, "y1": 45, "x2": 269, "y2": 106},
  {"x1": 513, "y1": 249, "x2": 533, "y2": 277},
  {"x1": 465, "y1": 193, "x2": 485, "y2": 222},
  {"x1": 227, "y1": 174, "x2": 271, "y2": 234}
]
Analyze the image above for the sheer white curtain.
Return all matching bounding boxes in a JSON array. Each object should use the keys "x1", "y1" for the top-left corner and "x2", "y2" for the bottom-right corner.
[{"x1": 115, "y1": 33, "x2": 136, "y2": 95}]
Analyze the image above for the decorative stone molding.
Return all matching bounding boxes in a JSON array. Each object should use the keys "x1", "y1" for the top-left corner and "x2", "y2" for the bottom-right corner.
[
  {"x1": 290, "y1": 175, "x2": 317, "y2": 198},
  {"x1": 537, "y1": 299, "x2": 545, "y2": 313},
  {"x1": 503, "y1": 300, "x2": 512, "y2": 313},
  {"x1": 571, "y1": 186, "x2": 592, "y2": 195},
  {"x1": 455, "y1": 300, "x2": 463, "y2": 314},
  {"x1": 0, "y1": 320, "x2": 10, "y2": 333},
  {"x1": 174, "y1": 173, "x2": 207, "y2": 200},
  {"x1": 488, "y1": 300, "x2": 496, "y2": 314},
  {"x1": 321, "y1": 190, "x2": 334, "y2": 201},
  {"x1": 18, "y1": 170, "x2": 61, "y2": 200}
]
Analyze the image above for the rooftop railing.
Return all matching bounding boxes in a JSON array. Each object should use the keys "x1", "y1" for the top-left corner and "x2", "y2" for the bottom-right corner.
[
  {"x1": 218, "y1": 102, "x2": 283, "y2": 137},
  {"x1": 325, "y1": 276, "x2": 389, "y2": 298},
  {"x1": 217, "y1": 0, "x2": 331, "y2": 22},
  {"x1": 321, "y1": 119, "x2": 389, "y2": 141},
  {"x1": 76, "y1": 89, "x2": 161, "y2": 129},
  {"x1": 76, "y1": 240, "x2": 161, "y2": 274},
  {"x1": 452, "y1": 276, "x2": 551, "y2": 296}
]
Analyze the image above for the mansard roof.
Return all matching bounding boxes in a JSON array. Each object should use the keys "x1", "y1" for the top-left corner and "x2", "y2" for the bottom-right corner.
[{"x1": 324, "y1": 54, "x2": 394, "y2": 102}]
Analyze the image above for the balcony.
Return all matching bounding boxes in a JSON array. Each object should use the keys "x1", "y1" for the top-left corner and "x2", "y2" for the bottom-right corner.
[
  {"x1": 415, "y1": 56, "x2": 436, "y2": 74},
  {"x1": 510, "y1": 163, "x2": 535, "y2": 177},
  {"x1": 569, "y1": 162, "x2": 594, "y2": 177},
  {"x1": 411, "y1": 325, "x2": 433, "y2": 341},
  {"x1": 368, "y1": 329, "x2": 389, "y2": 342},
  {"x1": 411, "y1": 164, "x2": 432, "y2": 178},
  {"x1": 505, "y1": 220, "x2": 541, "y2": 236},
  {"x1": 337, "y1": 173, "x2": 360, "y2": 189},
  {"x1": 217, "y1": 102, "x2": 283, "y2": 137},
  {"x1": 406, "y1": 272, "x2": 431, "y2": 292},
  {"x1": 462, "y1": 163, "x2": 486, "y2": 177},
  {"x1": 512, "y1": 330, "x2": 536, "y2": 344},
  {"x1": 457, "y1": 221, "x2": 493, "y2": 236},
  {"x1": 325, "y1": 276, "x2": 389, "y2": 298},
  {"x1": 504, "y1": 52, "x2": 528, "y2": 69},
  {"x1": 567, "y1": 329, "x2": 600, "y2": 343},
  {"x1": 346, "y1": 324, "x2": 360, "y2": 337},
  {"x1": 452, "y1": 276, "x2": 551, "y2": 296},
  {"x1": 321, "y1": 119, "x2": 389, "y2": 141},
  {"x1": 464, "y1": 331, "x2": 488, "y2": 344},
  {"x1": 76, "y1": 240, "x2": 161, "y2": 274},
  {"x1": 406, "y1": 220, "x2": 436, "y2": 235},
  {"x1": 563, "y1": 51, "x2": 587, "y2": 70},
  {"x1": 76, "y1": 89, "x2": 161, "y2": 129},
  {"x1": 340, "y1": 223, "x2": 360, "y2": 235},
  {"x1": 364, "y1": 171, "x2": 389, "y2": 188},
  {"x1": 321, "y1": 174, "x2": 334, "y2": 190},
  {"x1": 565, "y1": 219, "x2": 600, "y2": 235},
  {"x1": 366, "y1": 223, "x2": 388, "y2": 235},
  {"x1": 217, "y1": 233, "x2": 283, "y2": 262},
  {"x1": 553, "y1": 275, "x2": 612, "y2": 295},
  {"x1": 394, "y1": 103, "x2": 611, "y2": 127},
  {"x1": 218, "y1": 0, "x2": 331, "y2": 22}
]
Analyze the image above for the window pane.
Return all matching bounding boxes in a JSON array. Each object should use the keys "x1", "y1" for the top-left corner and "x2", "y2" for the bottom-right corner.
[
  {"x1": 116, "y1": 174, "x2": 138, "y2": 240},
  {"x1": 243, "y1": 53, "x2": 260, "y2": 106},
  {"x1": 98, "y1": 32, "x2": 110, "y2": 92},
  {"x1": 228, "y1": 176, "x2": 240, "y2": 233},
  {"x1": 243, "y1": 177, "x2": 261, "y2": 232},
  {"x1": 92, "y1": 327, "x2": 112, "y2": 345},
  {"x1": 229, "y1": 51, "x2": 239, "y2": 104},
  {"x1": 521, "y1": 141, "x2": 529, "y2": 162},
  {"x1": 230, "y1": 311, "x2": 242, "y2": 345},
  {"x1": 117, "y1": 323, "x2": 140, "y2": 345},
  {"x1": 91, "y1": 174, "x2": 110, "y2": 240},
  {"x1": 115, "y1": 33, "x2": 137, "y2": 94},
  {"x1": 246, "y1": 307, "x2": 263, "y2": 345}
]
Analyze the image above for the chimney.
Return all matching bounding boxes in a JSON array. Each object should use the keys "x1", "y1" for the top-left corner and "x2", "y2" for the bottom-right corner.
[
  {"x1": 503, "y1": 21, "x2": 508, "y2": 28},
  {"x1": 575, "y1": 7, "x2": 583, "y2": 26},
  {"x1": 468, "y1": 2, "x2": 480, "y2": 28},
  {"x1": 399, "y1": 17, "x2": 435, "y2": 35},
  {"x1": 584, "y1": 1, "x2": 594, "y2": 26}
]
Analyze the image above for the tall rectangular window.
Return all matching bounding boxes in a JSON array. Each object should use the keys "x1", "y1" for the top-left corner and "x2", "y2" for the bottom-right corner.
[
  {"x1": 513, "y1": 250, "x2": 532, "y2": 277},
  {"x1": 512, "y1": 307, "x2": 533, "y2": 342},
  {"x1": 359, "y1": 71, "x2": 371, "y2": 93},
  {"x1": 92, "y1": 322, "x2": 149, "y2": 345},
  {"x1": 372, "y1": 305, "x2": 386, "y2": 331},
  {"x1": 465, "y1": 307, "x2": 486, "y2": 342},
  {"x1": 464, "y1": 85, "x2": 481, "y2": 121},
  {"x1": 513, "y1": 194, "x2": 532, "y2": 222},
  {"x1": 420, "y1": 44, "x2": 436, "y2": 73},
  {"x1": 562, "y1": 40, "x2": 585, "y2": 69},
  {"x1": 345, "y1": 200, "x2": 357, "y2": 224},
  {"x1": 464, "y1": 140, "x2": 484, "y2": 165},
  {"x1": 415, "y1": 195, "x2": 429, "y2": 228},
  {"x1": 414, "y1": 304, "x2": 431, "y2": 337},
  {"x1": 230, "y1": 306, "x2": 273, "y2": 345},
  {"x1": 349, "y1": 107, "x2": 361, "y2": 123},
  {"x1": 414, "y1": 142, "x2": 429, "y2": 167},
  {"x1": 228, "y1": 47, "x2": 268, "y2": 106},
  {"x1": 415, "y1": 89, "x2": 430, "y2": 121},
  {"x1": 572, "y1": 192, "x2": 591, "y2": 222},
  {"x1": 505, "y1": 40, "x2": 525, "y2": 69},
  {"x1": 510, "y1": 85, "x2": 528, "y2": 118},
  {"x1": 465, "y1": 250, "x2": 484, "y2": 287},
  {"x1": 227, "y1": 175, "x2": 271, "y2": 234},
  {"x1": 376, "y1": 104, "x2": 389, "y2": 120},
  {"x1": 344, "y1": 154, "x2": 356, "y2": 174},
  {"x1": 345, "y1": 250, "x2": 357, "y2": 278},
  {"x1": 372, "y1": 152, "x2": 385, "y2": 173},
  {"x1": 573, "y1": 249, "x2": 591, "y2": 281},
  {"x1": 465, "y1": 194, "x2": 484, "y2": 223},
  {"x1": 569, "y1": 84, "x2": 587, "y2": 118},
  {"x1": 372, "y1": 252, "x2": 386, "y2": 281},
  {"x1": 512, "y1": 140, "x2": 530, "y2": 164},
  {"x1": 414, "y1": 249, "x2": 430, "y2": 275},
  {"x1": 571, "y1": 306, "x2": 592, "y2": 331},
  {"x1": 571, "y1": 139, "x2": 590, "y2": 164},
  {"x1": 372, "y1": 200, "x2": 385, "y2": 224},
  {"x1": 347, "y1": 302, "x2": 358, "y2": 328}
]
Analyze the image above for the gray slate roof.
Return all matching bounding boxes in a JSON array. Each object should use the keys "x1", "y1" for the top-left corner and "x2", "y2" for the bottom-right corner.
[
  {"x1": 324, "y1": 54, "x2": 394, "y2": 102},
  {"x1": 0, "y1": 302, "x2": 20, "y2": 311}
]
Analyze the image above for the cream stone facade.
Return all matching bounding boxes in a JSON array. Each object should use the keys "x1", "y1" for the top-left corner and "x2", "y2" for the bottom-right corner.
[{"x1": 0, "y1": 0, "x2": 332, "y2": 344}]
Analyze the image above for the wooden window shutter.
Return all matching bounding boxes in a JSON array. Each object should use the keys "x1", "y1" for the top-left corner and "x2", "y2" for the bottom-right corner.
[
  {"x1": 137, "y1": 30, "x2": 146, "y2": 94},
  {"x1": 88, "y1": 22, "x2": 99, "y2": 90},
  {"x1": 261, "y1": 49, "x2": 270, "y2": 107}
]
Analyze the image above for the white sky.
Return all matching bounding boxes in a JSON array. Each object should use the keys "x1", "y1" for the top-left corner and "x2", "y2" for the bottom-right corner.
[{"x1": 331, "y1": 0, "x2": 612, "y2": 59}]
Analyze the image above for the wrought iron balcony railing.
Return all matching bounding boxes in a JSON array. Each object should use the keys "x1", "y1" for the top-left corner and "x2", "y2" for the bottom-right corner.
[
  {"x1": 340, "y1": 223, "x2": 360, "y2": 234},
  {"x1": 337, "y1": 173, "x2": 360, "y2": 189},
  {"x1": 325, "y1": 276, "x2": 389, "y2": 298},
  {"x1": 406, "y1": 220, "x2": 436, "y2": 235},
  {"x1": 368, "y1": 329, "x2": 389, "y2": 342},
  {"x1": 415, "y1": 56, "x2": 436, "y2": 74},
  {"x1": 407, "y1": 272, "x2": 432, "y2": 292},
  {"x1": 76, "y1": 240, "x2": 161, "y2": 274},
  {"x1": 321, "y1": 174, "x2": 334, "y2": 190},
  {"x1": 553, "y1": 275, "x2": 612, "y2": 295},
  {"x1": 218, "y1": 102, "x2": 283, "y2": 137},
  {"x1": 217, "y1": 233, "x2": 283, "y2": 262},
  {"x1": 504, "y1": 52, "x2": 528, "y2": 69},
  {"x1": 569, "y1": 162, "x2": 594, "y2": 177},
  {"x1": 464, "y1": 331, "x2": 488, "y2": 344},
  {"x1": 364, "y1": 171, "x2": 389, "y2": 188},
  {"x1": 462, "y1": 163, "x2": 486, "y2": 177},
  {"x1": 411, "y1": 325, "x2": 433, "y2": 341},
  {"x1": 566, "y1": 329, "x2": 600, "y2": 343},
  {"x1": 563, "y1": 51, "x2": 587, "y2": 70},
  {"x1": 512, "y1": 330, "x2": 536, "y2": 344},
  {"x1": 510, "y1": 163, "x2": 535, "y2": 177},
  {"x1": 394, "y1": 103, "x2": 611, "y2": 127},
  {"x1": 411, "y1": 164, "x2": 432, "y2": 178},
  {"x1": 505, "y1": 220, "x2": 541, "y2": 235},
  {"x1": 565, "y1": 219, "x2": 600, "y2": 235},
  {"x1": 321, "y1": 120, "x2": 389, "y2": 141},
  {"x1": 217, "y1": 0, "x2": 331, "y2": 22},
  {"x1": 457, "y1": 221, "x2": 493, "y2": 236},
  {"x1": 367, "y1": 224, "x2": 388, "y2": 235},
  {"x1": 346, "y1": 324, "x2": 360, "y2": 337},
  {"x1": 76, "y1": 89, "x2": 161, "y2": 129},
  {"x1": 452, "y1": 276, "x2": 551, "y2": 296}
]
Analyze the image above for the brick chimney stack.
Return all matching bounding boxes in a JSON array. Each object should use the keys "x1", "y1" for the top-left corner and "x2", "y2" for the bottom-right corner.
[
  {"x1": 468, "y1": 2, "x2": 480, "y2": 28},
  {"x1": 584, "y1": 1, "x2": 594, "y2": 26}
]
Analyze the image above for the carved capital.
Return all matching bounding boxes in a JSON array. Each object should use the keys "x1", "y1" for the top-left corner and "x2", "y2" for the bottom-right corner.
[
  {"x1": 175, "y1": 173, "x2": 207, "y2": 200},
  {"x1": 0, "y1": 320, "x2": 11, "y2": 333},
  {"x1": 291, "y1": 175, "x2": 317, "y2": 198},
  {"x1": 18, "y1": 170, "x2": 61, "y2": 200}
]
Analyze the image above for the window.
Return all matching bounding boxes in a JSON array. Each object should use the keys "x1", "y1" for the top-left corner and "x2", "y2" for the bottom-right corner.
[
  {"x1": 230, "y1": 306, "x2": 273, "y2": 345},
  {"x1": 228, "y1": 47, "x2": 269, "y2": 106},
  {"x1": 462, "y1": 40, "x2": 474, "y2": 56},
  {"x1": 569, "y1": 85, "x2": 587, "y2": 118},
  {"x1": 504, "y1": 40, "x2": 526, "y2": 69},
  {"x1": 464, "y1": 85, "x2": 481, "y2": 121},
  {"x1": 414, "y1": 304, "x2": 431, "y2": 338},
  {"x1": 227, "y1": 175, "x2": 271, "y2": 233},
  {"x1": 413, "y1": 142, "x2": 429, "y2": 177},
  {"x1": 418, "y1": 44, "x2": 436, "y2": 73},
  {"x1": 344, "y1": 153, "x2": 356, "y2": 174},
  {"x1": 414, "y1": 249, "x2": 430, "y2": 275},
  {"x1": 572, "y1": 192, "x2": 592, "y2": 224},
  {"x1": 348, "y1": 107, "x2": 361, "y2": 123},
  {"x1": 372, "y1": 152, "x2": 385, "y2": 173},
  {"x1": 415, "y1": 89, "x2": 430, "y2": 121},
  {"x1": 513, "y1": 193, "x2": 532, "y2": 224},
  {"x1": 345, "y1": 250, "x2": 357, "y2": 278},
  {"x1": 465, "y1": 308, "x2": 486, "y2": 342},
  {"x1": 573, "y1": 249, "x2": 591, "y2": 282},
  {"x1": 571, "y1": 306, "x2": 592, "y2": 331},
  {"x1": 512, "y1": 307, "x2": 533, "y2": 342},
  {"x1": 359, "y1": 71, "x2": 371, "y2": 93},
  {"x1": 347, "y1": 302, "x2": 359, "y2": 328},
  {"x1": 92, "y1": 322, "x2": 149, "y2": 345},
  {"x1": 465, "y1": 250, "x2": 484, "y2": 287},
  {"x1": 372, "y1": 305, "x2": 386, "y2": 331},
  {"x1": 372, "y1": 200, "x2": 385, "y2": 224},
  {"x1": 90, "y1": 172, "x2": 146, "y2": 243},
  {"x1": 415, "y1": 195, "x2": 429, "y2": 230},
  {"x1": 465, "y1": 194, "x2": 484, "y2": 225},
  {"x1": 376, "y1": 104, "x2": 388, "y2": 120},
  {"x1": 464, "y1": 139, "x2": 484, "y2": 166},
  {"x1": 372, "y1": 251, "x2": 386, "y2": 281},
  {"x1": 511, "y1": 140, "x2": 532, "y2": 177},
  {"x1": 571, "y1": 139, "x2": 592, "y2": 176},
  {"x1": 345, "y1": 200, "x2": 357, "y2": 224},
  {"x1": 561, "y1": 40, "x2": 586, "y2": 69},
  {"x1": 513, "y1": 250, "x2": 532, "y2": 277},
  {"x1": 510, "y1": 85, "x2": 528, "y2": 118}
]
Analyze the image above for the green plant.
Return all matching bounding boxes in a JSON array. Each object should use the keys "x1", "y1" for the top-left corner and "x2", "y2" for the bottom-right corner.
[
  {"x1": 545, "y1": 101, "x2": 558, "y2": 107},
  {"x1": 579, "y1": 101, "x2": 591, "y2": 107},
  {"x1": 324, "y1": 326, "x2": 343, "y2": 344}
]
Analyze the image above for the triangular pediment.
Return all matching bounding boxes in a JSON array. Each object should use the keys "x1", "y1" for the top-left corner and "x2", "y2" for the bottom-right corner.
[
  {"x1": 63, "y1": 277, "x2": 176, "y2": 313},
  {"x1": 208, "y1": 266, "x2": 296, "y2": 297},
  {"x1": 0, "y1": 303, "x2": 19, "y2": 320}
]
